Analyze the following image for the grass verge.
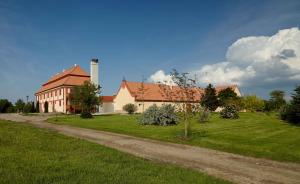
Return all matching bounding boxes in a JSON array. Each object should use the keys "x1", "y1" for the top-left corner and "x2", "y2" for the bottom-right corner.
[
  {"x1": 0, "y1": 120, "x2": 229, "y2": 184},
  {"x1": 48, "y1": 112, "x2": 300, "y2": 163}
]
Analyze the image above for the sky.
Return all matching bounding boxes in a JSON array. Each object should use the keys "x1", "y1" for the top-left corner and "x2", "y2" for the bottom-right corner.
[{"x1": 0, "y1": 0, "x2": 300, "y2": 102}]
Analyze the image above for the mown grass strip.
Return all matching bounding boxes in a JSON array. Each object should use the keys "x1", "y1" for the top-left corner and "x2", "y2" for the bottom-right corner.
[
  {"x1": 0, "y1": 120, "x2": 229, "y2": 184},
  {"x1": 48, "y1": 112, "x2": 300, "y2": 163}
]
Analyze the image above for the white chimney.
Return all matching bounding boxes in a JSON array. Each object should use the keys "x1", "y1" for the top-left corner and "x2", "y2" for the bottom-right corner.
[{"x1": 90, "y1": 58, "x2": 99, "y2": 86}]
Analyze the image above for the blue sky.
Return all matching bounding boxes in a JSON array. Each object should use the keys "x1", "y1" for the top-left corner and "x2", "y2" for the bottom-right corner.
[{"x1": 0, "y1": 0, "x2": 300, "y2": 102}]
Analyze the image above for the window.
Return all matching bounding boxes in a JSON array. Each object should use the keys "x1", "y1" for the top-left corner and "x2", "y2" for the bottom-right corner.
[
  {"x1": 60, "y1": 89, "x2": 62, "y2": 95},
  {"x1": 59, "y1": 100, "x2": 61, "y2": 106}
]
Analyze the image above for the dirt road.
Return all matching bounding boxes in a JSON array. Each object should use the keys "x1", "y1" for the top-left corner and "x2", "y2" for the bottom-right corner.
[{"x1": 1, "y1": 113, "x2": 300, "y2": 184}]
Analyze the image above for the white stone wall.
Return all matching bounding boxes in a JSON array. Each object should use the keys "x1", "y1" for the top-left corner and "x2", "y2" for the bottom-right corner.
[
  {"x1": 101, "y1": 102, "x2": 114, "y2": 113},
  {"x1": 113, "y1": 87, "x2": 135, "y2": 112},
  {"x1": 36, "y1": 87, "x2": 66, "y2": 113}
]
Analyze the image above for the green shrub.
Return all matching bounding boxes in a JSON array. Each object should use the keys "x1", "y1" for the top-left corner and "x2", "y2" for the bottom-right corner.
[
  {"x1": 220, "y1": 105, "x2": 239, "y2": 119},
  {"x1": 139, "y1": 104, "x2": 159, "y2": 125},
  {"x1": 0, "y1": 99, "x2": 13, "y2": 113},
  {"x1": 7, "y1": 106, "x2": 16, "y2": 113},
  {"x1": 157, "y1": 104, "x2": 178, "y2": 126},
  {"x1": 140, "y1": 104, "x2": 178, "y2": 126},
  {"x1": 23, "y1": 103, "x2": 32, "y2": 114},
  {"x1": 123, "y1": 103, "x2": 137, "y2": 114},
  {"x1": 80, "y1": 111, "x2": 93, "y2": 119},
  {"x1": 198, "y1": 107, "x2": 210, "y2": 123},
  {"x1": 242, "y1": 95, "x2": 265, "y2": 112}
]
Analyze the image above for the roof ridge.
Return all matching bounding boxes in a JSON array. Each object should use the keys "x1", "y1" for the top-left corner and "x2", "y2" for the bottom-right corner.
[
  {"x1": 63, "y1": 74, "x2": 72, "y2": 84},
  {"x1": 43, "y1": 65, "x2": 90, "y2": 86}
]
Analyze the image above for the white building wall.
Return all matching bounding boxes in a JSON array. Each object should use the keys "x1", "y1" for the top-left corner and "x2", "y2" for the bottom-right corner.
[
  {"x1": 112, "y1": 86, "x2": 243, "y2": 114},
  {"x1": 113, "y1": 87, "x2": 135, "y2": 113},
  {"x1": 101, "y1": 102, "x2": 114, "y2": 113},
  {"x1": 36, "y1": 87, "x2": 66, "y2": 113}
]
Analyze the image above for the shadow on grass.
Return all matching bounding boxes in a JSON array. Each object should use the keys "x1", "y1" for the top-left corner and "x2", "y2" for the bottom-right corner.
[{"x1": 175, "y1": 130, "x2": 208, "y2": 141}]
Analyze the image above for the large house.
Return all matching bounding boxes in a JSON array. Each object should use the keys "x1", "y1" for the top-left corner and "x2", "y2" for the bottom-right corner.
[
  {"x1": 35, "y1": 59, "x2": 99, "y2": 113},
  {"x1": 101, "y1": 80, "x2": 241, "y2": 113},
  {"x1": 35, "y1": 60, "x2": 241, "y2": 114}
]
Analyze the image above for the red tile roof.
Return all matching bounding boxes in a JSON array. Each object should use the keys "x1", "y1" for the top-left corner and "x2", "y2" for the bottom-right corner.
[
  {"x1": 102, "y1": 96, "x2": 115, "y2": 103},
  {"x1": 36, "y1": 65, "x2": 90, "y2": 94},
  {"x1": 118, "y1": 80, "x2": 238, "y2": 102}
]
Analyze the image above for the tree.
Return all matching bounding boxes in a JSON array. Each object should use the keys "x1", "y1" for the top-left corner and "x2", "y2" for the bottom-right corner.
[
  {"x1": 218, "y1": 87, "x2": 238, "y2": 106},
  {"x1": 36, "y1": 101, "x2": 40, "y2": 113},
  {"x1": 30, "y1": 102, "x2": 36, "y2": 113},
  {"x1": 7, "y1": 106, "x2": 16, "y2": 113},
  {"x1": 137, "y1": 77, "x2": 149, "y2": 113},
  {"x1": 169, "y1": 69, "x2": 200, "y2": 138},
  {"x1": 44, "y1": 101, "x2": 49, "y2": 113},
  {"x1": 23, "y1": 102, "x2": 33, "y2": 114},
  {"x1": 71, "y1": 81, "x2": 101, "y2": 118},
  {"x1": 280, "y1": 85, "x2": 300, "y2": 124},
  {"x1": 0, "y1": 99, "x2": 13, "y2": 113},
  {"x1": 201, "y1": 84, "x2": 219, "y2": 111},
  {"x1": 15, "y1": 99, "x2": 25, "y2": 113},
  {"x1": 268, "y1": 90, "x2": 286, "y2": 111},
  {"x1": 242, "y1": 95, "x2": 265, "y2": 112}
]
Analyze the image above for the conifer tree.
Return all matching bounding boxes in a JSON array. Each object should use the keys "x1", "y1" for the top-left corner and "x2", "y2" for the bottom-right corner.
[
  {"x1": 201, "y1": 84, "x2": 219, "y2": 111},
  {"x1": 287, "y1": 86, "x2": 300, "y2": 124},
  {"x1": 36, "y1": 101, "x2": 40, "y2": 113}
]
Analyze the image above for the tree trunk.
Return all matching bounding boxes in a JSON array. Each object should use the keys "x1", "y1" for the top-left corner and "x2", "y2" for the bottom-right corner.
[{"x1": 184, "y1": 119, "x2": 188, "y2": 138}]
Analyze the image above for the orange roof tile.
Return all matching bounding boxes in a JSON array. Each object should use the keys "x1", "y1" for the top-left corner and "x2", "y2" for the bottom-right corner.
[
  {"x1": 36, "y1": 65, "x2": 90, "y2": 94},
  {"x1": 102, "y1": 96, "x2": 115, "y2": 103},
  {"x1": 118, "y1": 81, "x2": 238, "y2": 102}
]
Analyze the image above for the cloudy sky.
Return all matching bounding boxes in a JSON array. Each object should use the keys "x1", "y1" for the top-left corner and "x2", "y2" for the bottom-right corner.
[{"x1": 0, "y1": 0, "x2": 300, "y2": 102}]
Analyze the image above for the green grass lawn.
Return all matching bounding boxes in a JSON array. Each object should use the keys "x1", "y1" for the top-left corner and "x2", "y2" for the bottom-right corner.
[
  {"x1": 0, "y1": 120, "x2": 229, "y2": 184},
  {"x1": 48, "y1": 113, "x2": 300, "y2": 163}
]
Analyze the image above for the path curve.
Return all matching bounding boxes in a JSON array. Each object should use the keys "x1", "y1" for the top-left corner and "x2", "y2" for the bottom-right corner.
[{"x1": 1, "y1": 113, "x2": 300, "y2": 184}]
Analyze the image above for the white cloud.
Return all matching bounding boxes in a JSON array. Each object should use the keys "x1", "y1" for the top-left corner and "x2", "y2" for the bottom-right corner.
[
  {"x1": 149, "y1": 70, "x2": 175, "y2": 85},
  {"x1": 150, "y1": 27, "x2": 300, "y2": 89}
]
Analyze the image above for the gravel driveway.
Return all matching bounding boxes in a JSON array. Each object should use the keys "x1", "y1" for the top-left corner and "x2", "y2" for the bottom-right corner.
[{"x1": 1, "y1": 113, "x2": 300, "y2": 184}]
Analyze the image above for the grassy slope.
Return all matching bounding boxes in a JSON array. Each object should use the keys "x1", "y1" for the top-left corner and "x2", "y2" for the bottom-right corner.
[
  {"x1": 48, "y1": 113, "x2": 300, "y2": 163},
  {"x1": 0, "y1": 120, "x2": 229, "y2": 184}
]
